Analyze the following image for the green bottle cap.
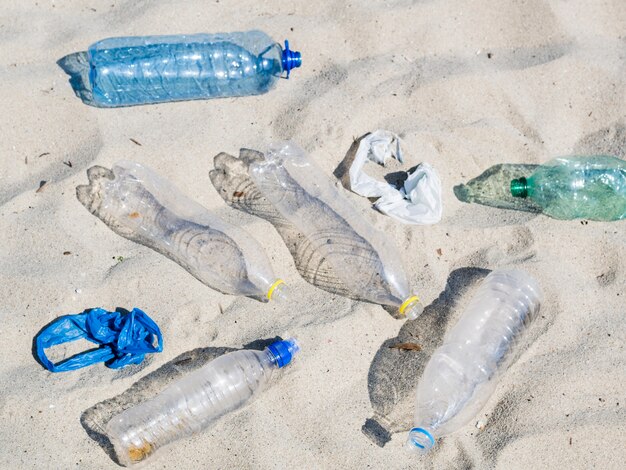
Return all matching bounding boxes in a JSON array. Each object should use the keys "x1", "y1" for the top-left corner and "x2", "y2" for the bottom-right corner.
[{"x1": 510, "y1": 177, "x2": 529, "y2": 198}]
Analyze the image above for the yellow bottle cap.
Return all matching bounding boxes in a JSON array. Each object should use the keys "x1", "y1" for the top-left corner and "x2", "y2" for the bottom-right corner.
[
  {"x1": 399, "y1": 295, "x2": 420, "y2": 315},
  {"x1": 267, "y1": 279, "x2": 286, "y2": 301}
]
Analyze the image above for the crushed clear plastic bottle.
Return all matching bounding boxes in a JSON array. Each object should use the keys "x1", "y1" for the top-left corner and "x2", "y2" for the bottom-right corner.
[
  {"x1": 88, "y1": 30, "x2": 302, "y2": 107},
  {"x1": 106, "y1": 338, "x2": 300, "y2": 466},
  {"x1": 249, "y1": 141, "x2": 423, "y2": 320},
  {"x1": 406, "y1": 269, "x2": 543, "y2": 453},
  {"x1": 83, "y1": 161, "x2": 287, "y2": 301},
  {"x1": 510, "y1": 155, "x2": 626, "y2": 220}
]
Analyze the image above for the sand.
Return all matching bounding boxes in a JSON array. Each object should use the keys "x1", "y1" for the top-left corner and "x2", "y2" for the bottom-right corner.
[{"x1": 0, "y1": 0, "x2": 624, "y2": 468}]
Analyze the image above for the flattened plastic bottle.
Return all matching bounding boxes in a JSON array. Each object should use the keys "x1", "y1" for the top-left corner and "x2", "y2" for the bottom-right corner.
[
  {"x1": 407, "y1": 270, "x2": 543, "y2": 453},
  {"x1": 106, "y1": 339, "x2": 300, "y2": 466},
  {"x1": 77, "y1": 161, "x2": 287, "y2": 302},
  {"x1": 510, "y1": 155, "x2": 626, "y2": 220},
  {"x1": 88, "y1": 30, "x2": 302, "y2": 107},
  {"x1": 249, "y1": 141, "x2": 423, "y2": 320}
]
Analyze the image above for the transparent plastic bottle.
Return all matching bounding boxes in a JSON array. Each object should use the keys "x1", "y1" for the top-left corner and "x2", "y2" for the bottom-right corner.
[
  {"x1": 88, "y1": 30, "x2": 302, "y2": 107},
  {"x1": 510, "y1": 155, "x2": 626, "y2": 220},
  {"x1": 106, "y1": 338, "x2": 300, "y2": 466},
  {"x1": 77, "y1": 161, "x2": 287, "y2": 302},
  {"x1": 406, "y1": 269, "x2": 542, "y2": 453},
  {"x1": 249, "y1": 142, "x2": 423, "y2": 320}
]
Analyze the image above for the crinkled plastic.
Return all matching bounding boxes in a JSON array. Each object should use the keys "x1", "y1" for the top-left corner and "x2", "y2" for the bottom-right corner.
[
  {"x1": 349, "y1": 130, "x2": 443, "y2": 225},
  {"x1": 35, "y1": 308, "x2": 163, "y2": 372},
  {"x1": 249, "y1": 141, "x2": 424, "y2": 320},
  {"x1": 77, "y1": 161, "x2": 287, "y2": 302}
]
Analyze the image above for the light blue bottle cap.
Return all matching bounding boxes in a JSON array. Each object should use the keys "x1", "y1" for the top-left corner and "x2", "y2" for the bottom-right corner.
[
  {"x1": 407, "y1": 427, "x2": 435, "y2": 451},
  {"x1": 266, "y1": 338, "x2": 300, "y2": 368},
  {"x1": 281, "y1": 40, "x2": 302, "y2": 78}
]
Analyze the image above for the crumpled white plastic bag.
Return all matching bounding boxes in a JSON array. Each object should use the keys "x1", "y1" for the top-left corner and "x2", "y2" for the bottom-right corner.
[{"x1": 348, "y1": 130, "x2": 443, "y2": 225}]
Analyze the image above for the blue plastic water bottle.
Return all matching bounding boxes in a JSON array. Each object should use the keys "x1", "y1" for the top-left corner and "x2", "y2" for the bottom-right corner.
[{"x1": 87, "y1": 30, "x2": 302, "y2": 107}]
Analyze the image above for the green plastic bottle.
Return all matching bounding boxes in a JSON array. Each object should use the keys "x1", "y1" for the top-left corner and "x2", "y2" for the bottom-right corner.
[{"x1": 510, "y1": 156, "x2": 626, "y2": 221}]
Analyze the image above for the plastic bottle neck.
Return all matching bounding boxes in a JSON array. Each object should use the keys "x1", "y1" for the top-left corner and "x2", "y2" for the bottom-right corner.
[
  {"x1": 266, "y1": 279, "x2": 289, "y2": 302},
  {"x1": 265, "y1": 338, "x2": 300, "y2": 368},
  {"x1": 399, "y1": 296, "x2": 424, "y2": 320},
  {"x1": 281, "y1": 40, "x2": 302, "y2": 78},
  {"x1": 406, "y1": 427, "x2": 435, "y2": 453},
  {"x1": 510, "y1": 177, "x2": 529, "y2": 198}
]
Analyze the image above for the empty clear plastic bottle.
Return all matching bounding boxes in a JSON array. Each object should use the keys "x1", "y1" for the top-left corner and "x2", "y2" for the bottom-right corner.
[
  {"x1": 106, "y1": 338, "x2": 300, "y2": 466},
  {"x1": 76, "y1": 161, "x2": 287, "y2": 302},
  {"x1": 88, "y1": 30, "x2": 302, "y2": 107},
  {"x1": 510, "y1": 155, "x2": 626, "y2": 220},
  {"x1": 249, "y1": 142, "x2": 423, "y2": 320},
  {"x1": 406, "y1": 270, "x2": 542, "y2": 453}
]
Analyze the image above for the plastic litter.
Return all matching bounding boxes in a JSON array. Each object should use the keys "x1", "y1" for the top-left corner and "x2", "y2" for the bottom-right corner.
[
  {"x1": 453, "y1": 163, "x2": 542, "y2": 213},
  {"x1": 87, "y1": 31, "x2": 302, "y2": 107},
  {"x1": 510, "y1": 155, "x2": 626, "y2": 220},
  {"x1": 456, "y1": 155, "x2": 626, "y2": 220},
  {"x1": 76, "y1": 162, "x2": 288, "y2": 302},
  {"x1": 106, "y1": 338, "x2": 300, "y2": 466},
  {"x1": 406, "y1": 270, "x2": 542, "y2": 453},
  {"x1": 349, "y1": 130, "x2": 442, "y2": 225},
  {"x1": 249, "y1": 141, "x2": 424, "y2": 319},
  {"x1": 35, "y1": 308, "x2": 163, "y2": 372}
]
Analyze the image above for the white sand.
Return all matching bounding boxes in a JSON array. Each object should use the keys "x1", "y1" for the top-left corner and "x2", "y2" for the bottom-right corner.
[{"x1": 0, "y1": 0, "x2": 624, "y2": 468}]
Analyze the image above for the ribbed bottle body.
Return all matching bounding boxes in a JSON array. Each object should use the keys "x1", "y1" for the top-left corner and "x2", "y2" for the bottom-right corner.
[
  {"x1": 88, "y1": 31, "x2": 283, "y2": 107},
  {"x1": 249, "y1": 142, "x2": 423, "y2": 319},
  {"x1": 99, "y1": 161, "x2": 280, "y2": 299},
  {"x1": 408, "y1": 270, "x2": 542, "y2": 452},
  {"x1": 107, "y1": 349, "x2": 274, "y2": 465}
]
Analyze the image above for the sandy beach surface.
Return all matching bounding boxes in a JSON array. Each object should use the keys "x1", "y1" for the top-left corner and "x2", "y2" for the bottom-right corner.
[{"x1": 1, "y1": 1, "x2": 624, "y2": 468}]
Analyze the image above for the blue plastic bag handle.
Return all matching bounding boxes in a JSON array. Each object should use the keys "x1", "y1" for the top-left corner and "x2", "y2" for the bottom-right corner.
[{"x1": 35, "y1": 308, "x2": 163, "y2": 372}]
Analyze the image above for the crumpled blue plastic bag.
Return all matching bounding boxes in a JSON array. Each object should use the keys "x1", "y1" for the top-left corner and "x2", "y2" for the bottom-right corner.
[{"x1": 35, "y1": 307, "x2": 163, "y2": 372}]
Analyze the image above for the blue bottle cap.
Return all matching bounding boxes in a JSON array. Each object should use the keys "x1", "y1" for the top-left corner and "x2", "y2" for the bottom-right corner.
[
  {"x1": 266, "y1": 338, "x2": 300, "y2": 368},
  {"x1": 407, "y1": 427, "x2": 435, "y2": 451},
  {"x1": 281, "y1": 40, "x2": 302, "y2": 78}
]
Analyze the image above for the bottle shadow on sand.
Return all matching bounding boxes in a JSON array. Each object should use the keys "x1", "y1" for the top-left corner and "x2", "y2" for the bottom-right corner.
[
  {"x1": 57, "y1": 51, "x2": 99, "y2": 107},
  {"x1": 80, "y1": 337, "x2": 281, "y2": 465},
  {"x1": 362, "y1": 267, "x2": 490, "y2": 447}
]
